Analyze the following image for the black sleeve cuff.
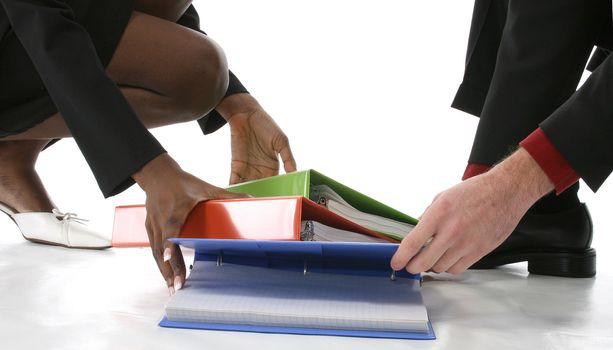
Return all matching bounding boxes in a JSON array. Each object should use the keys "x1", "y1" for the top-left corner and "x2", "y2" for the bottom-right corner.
[
  {"x1": 197, "y1": 71, "x2": 249, "y2": 134},
  {"x1": 540, "y1": 53, "x2": 613, "y2": 192},
  {"x1": 101, "y1": 147, "x2": 167, "y2": 198}
]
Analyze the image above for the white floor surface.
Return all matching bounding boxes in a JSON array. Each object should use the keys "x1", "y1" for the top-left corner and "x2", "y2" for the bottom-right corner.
[{"x1": 1, "y1": 233, "x2": 611, "y2": 350}]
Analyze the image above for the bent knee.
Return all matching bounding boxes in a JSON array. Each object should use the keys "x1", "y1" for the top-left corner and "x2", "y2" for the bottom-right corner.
[{"x1": 177, "y1": 36, "x2": 229, "y2": 121}]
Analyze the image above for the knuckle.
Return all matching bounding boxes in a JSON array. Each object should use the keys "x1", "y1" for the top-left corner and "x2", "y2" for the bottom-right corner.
[
  {"x1": 402, "y1": 238, "x2": 422, "y2": 253},
  {"x1": 447, "y1": 223, "x2": 463, "y2": 239},
  {"x1": 436, "y1": 195, "x2": 454, "y2": 214},
  {"x1": 144, "y1": 218, "x2": 155, "y2": 233},
  {"x1": 279, "y1": 134, "x2": 290, "y2": 146}
]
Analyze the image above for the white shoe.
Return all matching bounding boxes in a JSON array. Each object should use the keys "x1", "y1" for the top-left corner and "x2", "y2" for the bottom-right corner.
[{"x1": 0, "y1": 202, "x2": 111, "y2": 249}]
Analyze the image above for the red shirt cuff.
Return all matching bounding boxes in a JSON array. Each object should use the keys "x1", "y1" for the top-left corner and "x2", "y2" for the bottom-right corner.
[
  {"x1": 519, "y1": 128, "x2": 579, "y2": 194},
  {"x1": 462, "y1": 163, "x2": 491, "y2": 180}
]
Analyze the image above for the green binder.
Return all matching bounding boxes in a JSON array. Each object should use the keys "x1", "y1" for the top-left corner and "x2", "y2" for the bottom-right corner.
[{"x1": 227, "y1": 170, "x2": 418, "y2": 241}]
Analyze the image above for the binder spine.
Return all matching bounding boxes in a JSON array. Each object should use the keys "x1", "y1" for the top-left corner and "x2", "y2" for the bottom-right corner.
[{"x1": 208, "y1": 251, "x2": 401, "y2": 282}]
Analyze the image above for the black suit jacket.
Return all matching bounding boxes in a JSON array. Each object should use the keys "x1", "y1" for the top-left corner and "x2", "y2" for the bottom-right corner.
[{"x1": 0, "y1": 1, "x2": 246, "y2": 197}]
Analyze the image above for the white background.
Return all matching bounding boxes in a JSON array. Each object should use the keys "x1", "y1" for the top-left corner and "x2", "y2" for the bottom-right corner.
[{"x1": 1, "y1": 0, "x2": 611, "y2": 269}]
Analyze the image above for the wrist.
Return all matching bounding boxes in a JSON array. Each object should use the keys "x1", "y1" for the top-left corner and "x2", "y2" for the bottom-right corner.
[
  {"x1": 133, "y1": 153, "x2": 182, "y2": 192},
  {"x1": 216, "y1": 93, "x2": 259, "y2": 122},
  {"x1": 487, "y1": 147, "x2": 555, "y2": 208}
]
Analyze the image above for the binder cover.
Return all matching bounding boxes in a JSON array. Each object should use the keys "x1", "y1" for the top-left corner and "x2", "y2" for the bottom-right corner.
[
  {"x1": 111, "y1": 204, "x2": 149, "y2": 247},
  {"x1": 112, "y1": 196, "x2": 396, "y2": 247},
  {"x1": 227, "y1": 170, "x2": 418, "y2": 240},
  {"x1": 158, "y1": 239, "x2": 436, "y2": 340}
]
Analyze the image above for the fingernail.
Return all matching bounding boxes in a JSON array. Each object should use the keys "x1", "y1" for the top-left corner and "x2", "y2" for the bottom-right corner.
[
  {"x1": 168, "y1": 286, "x2": 175, "y2": 296},
  {"x1": 174, "y1": 276, "x2": 183, "y2": 291},
  {"x1": 163, "y1": 248, "x2": 171, "y2": 262},
  {"x1": 390, "y1": 257, "x2": 400, "y2": 271}
]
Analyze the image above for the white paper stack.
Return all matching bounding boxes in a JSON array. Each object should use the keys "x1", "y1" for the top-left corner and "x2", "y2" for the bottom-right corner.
[
  {"x1": 300, "y1": 220, "x2": 389, "y2": 243},
  {"x1": 310, "y1": 185, "x2": 415, "y2": 239}
]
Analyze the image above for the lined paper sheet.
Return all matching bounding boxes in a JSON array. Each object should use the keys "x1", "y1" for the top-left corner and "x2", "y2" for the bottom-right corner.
[{"x1": 166, "y1": 260, "x2": 429, "y2": 332}]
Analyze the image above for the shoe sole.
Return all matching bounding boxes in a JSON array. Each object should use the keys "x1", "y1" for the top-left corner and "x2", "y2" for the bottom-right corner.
[
  {"x1": 24, "y1": 236, "x2": 111, "y2": 250},
  {"x1": 471, "y1": 248, "x2": 596, "y2": 278}
]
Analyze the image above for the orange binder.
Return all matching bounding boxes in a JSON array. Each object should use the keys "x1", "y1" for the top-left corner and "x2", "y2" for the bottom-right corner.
[
  {"x1": 111, "y1": 196, "x2": 396, "y2": 247},
  {"x1": 112, "y1": 204, "x2": 149, "y2": 247}
]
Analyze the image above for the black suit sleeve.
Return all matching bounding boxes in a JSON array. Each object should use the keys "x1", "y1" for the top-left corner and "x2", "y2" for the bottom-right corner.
[
  {"x1": 540, "y1": 53, "x2": 613, "y2": 192},
  {"x1": 177, "y1": 5, "x2": 249, "y2": 135},
  {"x1": 1, "y1": 0, "x2": 166, "y2": 197}
]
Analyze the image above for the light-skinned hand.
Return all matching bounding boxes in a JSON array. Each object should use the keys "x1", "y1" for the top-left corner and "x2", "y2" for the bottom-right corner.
[{"x1": 391, "y1": 148, "x2": 554, "y2": 274}]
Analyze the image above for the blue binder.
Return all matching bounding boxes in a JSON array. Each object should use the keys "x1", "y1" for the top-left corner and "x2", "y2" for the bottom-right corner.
[{"x1": 159, "y1": 239, "x2": 435, "y2": 340}]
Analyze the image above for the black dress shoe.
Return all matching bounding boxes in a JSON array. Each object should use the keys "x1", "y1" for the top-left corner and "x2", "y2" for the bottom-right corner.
[{"x1": 470, "y1": 203, "x2": 596, "y2": 278}]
